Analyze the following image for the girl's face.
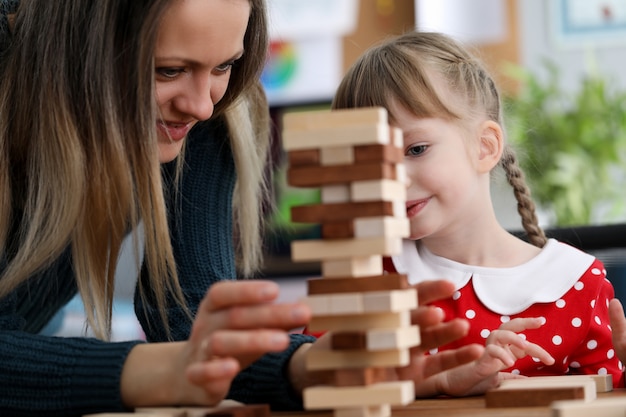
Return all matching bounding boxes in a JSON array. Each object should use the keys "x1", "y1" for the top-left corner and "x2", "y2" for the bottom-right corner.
[
  {"x1": 390, "y1": 100, "x2": 485, "y2": 241},
  {"x1": 155, "y1": 0, "x2": 251, "y2": 163}
]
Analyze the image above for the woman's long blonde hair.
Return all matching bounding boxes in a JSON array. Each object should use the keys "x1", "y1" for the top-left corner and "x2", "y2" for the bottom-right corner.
[{"x1": 0, "y1": 0, "x2": 271, "y2": 339}]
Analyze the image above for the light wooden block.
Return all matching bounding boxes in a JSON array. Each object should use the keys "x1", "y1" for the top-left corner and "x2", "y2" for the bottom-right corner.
[
  {"x1": 307, "y1": 310, "x2": 411, "y2": 333},
  {"x1": 395, "y1": 164, "x2": 407, "y2": 186},
  {"x1": 287, "y1": 162, "x2": 396, "y2": 187},
  {"x1": 321, "y1": 256, "x2": 384, "y2": 277},
  {"x1": 333, "y1": 368, "x2": 396, "y2": 387},
  {"x1": 391, "y1": 127, "x2": 403, "y2": 148},
  {"x1": 136, "y1": 401, "x2": 245, "y2": 417},
  {"x1": 320, "y1": 146, "x2": 355, "y2": 165},
  {"x1": 552, "y1": 397, "x2": 626, "y2": 417},
  {"x1": 304, "y1": 289, "x2": 416, "y2": 316},
  {"x1": 84, "y1": 414, "x2": 166, "y2": 417},
  {"x1": 351, "y1": 179, "x2": 406, "y2": 203},
  {"x1": 291, "y1": 236, "x2": 402, "y2": 262},
  {"x1": 283, "y1": 107, "x2": 387, "y2": 131},
  {"x1": 307, "y1": 273, "x2": 409, "y2": 295},
  {"x1": 354, "y1": 217, "x2": 409, "y2": 239},
  {"x1": 499, "y1": 374, "x2": 613, "y2": 393},
  {"x1": 362, "y1": 289, "x2": 417, "y2": 312},
  {"x1": 321, "y1": 184, "x2": 350, "y2": 203},
  {"x1": 291, "y1": 201, "x2": 394, "y2": 223},
  {"x1": 485, "y1": 378, "x2": 596, "y2": 408},
  {"x1": 303, "y1": 381, "x2": 414, "y2": 409},
  {"x1": 334, "y1": 405, "x2": 391, "y2": 417},
  {"x1": 282, "y1": 123, "x2": 390, "y2": 151},
  {"x1": 331, "y1": 326, "x2": 420, "y2": 351},
  {"x1": 306, "y1": 347, "x2": 410, "y2": 370}
]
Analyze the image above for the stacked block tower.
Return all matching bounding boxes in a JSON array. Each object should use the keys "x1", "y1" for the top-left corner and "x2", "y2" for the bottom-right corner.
[{"x1": 281, "y1": 107, "x2": 419, "y2": 417}]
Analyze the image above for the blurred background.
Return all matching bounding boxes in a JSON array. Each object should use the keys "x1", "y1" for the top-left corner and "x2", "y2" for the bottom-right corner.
[{"x1": 47, "y1": 0, "x2": 626, "y2": 340}]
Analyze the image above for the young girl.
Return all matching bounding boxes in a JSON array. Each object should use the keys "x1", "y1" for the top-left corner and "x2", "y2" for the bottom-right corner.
[{"x1": 332, "y1": 31, "x2": 624, "y2": 396}]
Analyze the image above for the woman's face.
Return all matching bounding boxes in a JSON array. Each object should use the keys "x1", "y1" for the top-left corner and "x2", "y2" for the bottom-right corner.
[{"x1": 154, "y1": 0, "x2": 251, "y2": 163}]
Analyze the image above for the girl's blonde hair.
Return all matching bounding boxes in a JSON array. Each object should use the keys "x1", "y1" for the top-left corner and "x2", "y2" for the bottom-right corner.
[
  {"x1": 0, "y1": 0, "x2": 270, "y2": 339},
  {"x1": 333, "y1": 31, "x2": 546, "y2": 247}
]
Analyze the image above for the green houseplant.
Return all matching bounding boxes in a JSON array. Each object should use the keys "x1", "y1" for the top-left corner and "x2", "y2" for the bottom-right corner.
[{"x1": 503, "y1": 61, "x2": 626, "y2": 227}]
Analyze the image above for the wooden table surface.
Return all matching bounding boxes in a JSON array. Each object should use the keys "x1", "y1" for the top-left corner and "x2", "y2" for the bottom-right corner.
[{"x1": 274, "y1": 389, "x2": 626, "y2": 417}]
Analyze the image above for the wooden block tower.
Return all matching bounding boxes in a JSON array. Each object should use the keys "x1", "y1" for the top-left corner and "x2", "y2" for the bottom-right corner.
[{"x1": 281, "y1": 107, "x2": 418, "y2": 417}]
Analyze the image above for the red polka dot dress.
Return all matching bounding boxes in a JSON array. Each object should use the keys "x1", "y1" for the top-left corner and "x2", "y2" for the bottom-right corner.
[{"x1": 386, "y1": 238, "x2": 625, "y2": 388}]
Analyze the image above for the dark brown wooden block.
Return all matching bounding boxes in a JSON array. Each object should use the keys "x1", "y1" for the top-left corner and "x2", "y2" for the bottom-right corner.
[
  {"x1": 321, "y1": 221, "x2": 355, "y2": 239},
  {"x1": 485, "y1": 387, "x2": 586, "y2": 408},
  {"x1": 287, "y1": 149, "x2": 320, "y2": 166},
  {"x1": 291, "y1": 201, "x2": 393, "y2": 223},
  {"x1": 204, "y1": 404, "x2": 271, "y2": 417},
  {"x1": 354, "y1": 144, "x2": 403, "y2": 164},
  {"x1": 307, "y1": 273, "x2": 410, "y2": 295},
  {"x1": 287, "y1": 162, "x2": 396, "y2": 187},
  {"x1": 331, "y1": 331, "x2": 367, "y2": 350}
]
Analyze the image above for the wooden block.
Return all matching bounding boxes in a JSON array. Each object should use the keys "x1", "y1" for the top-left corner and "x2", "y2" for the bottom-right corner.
[
  {"x1": 333, "y1": 368, "x2": 396, "y2": 387},
  {"x1": 287, "y1": 149, "x2": 319, "y2": 166},
  {"x1": 291, "y1": 201, "x2": 394, "y2": 223},
  {"x1": 291, "y1": 236, "x2": 402, "y2": 262},
  {"x1": 321, "y1": 256, "x2": 383, "y2": 277},
  {"x1": 303, "y1": 381, "x2": 414, "y2": 409},
  {"x1": 136, "y1": 400, "x2": 245, "y2": 417},
  {"x1": 362, "y1": 289, "x2": 417, "y2": 313},
  {"x1": 391, "y1": 127, "x2": 403, "y2": 148},
  {"x1": 499, "y1": 374, "x2": 613, "y2": 393},
  {"x1": 287, "y1": 162, "x2": 396, "y2": 187},
  {"x1": 307, "y1": 273, "x2": 409, "y2": 294},
  {"x1": 282, "y1": 123, "x2": 390, "y2": 151},
  {"x1": 334, "y1": 404, "x2": 391, "y2": 417},
  {"x1": 395, "y1": 164, "x2": 407, "y2": 185},
  {"x1": 306, "y1": 347, "x2": 410, "y2": 370},
  {"x1": 320, "y1": 146, "x2": 355, "y2": 165},
  {"x1": 205, "y1": 404, "x2": 271, "y2": 417},
  {"x1": 321, "y1": 184, "x2": 350, "y2": 203},
  {"x1": 485, "y1": 378, "x2": 596, "y2": 408},
  {"x1": 553, "y1": 397, "x2": 626, "y2": 417},
  {"x1": 282, "y1": 107, "x2": 387, "y2": 132},
  {"x1": 321, "y1": 221, "x2": 355, "y2": 239},
  {"x1": 353, "y1": 144, "x2": 403, "y2": 164},
  {"x1": 304, "y1": 292, "x2": 363, "y2": 315},
  {"x1": 331, "y1": 326, "x2": 420, "y2": 351},
  {"x1": 354, "y1": 217, "x2": 409, "y2": 239},
  {"x1": 84, "y1": 414, "x2": 166, "y2": 417},
  {"x1": 351, "y1": 179, "x2": 406, "y2": 203},
  {"x1": 307, "y1": 310, "x2": 411, "y2": 333}
]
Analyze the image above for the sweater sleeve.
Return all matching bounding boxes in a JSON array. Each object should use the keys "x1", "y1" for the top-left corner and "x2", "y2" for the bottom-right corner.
[{"x1": 135, "y1": 119, "x2": 316, "y2": 409}]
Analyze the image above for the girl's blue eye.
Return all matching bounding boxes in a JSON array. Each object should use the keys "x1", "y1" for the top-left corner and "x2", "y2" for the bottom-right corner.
[{"x1": 407, "y1": 144, "x2": 427, "y2": 156}]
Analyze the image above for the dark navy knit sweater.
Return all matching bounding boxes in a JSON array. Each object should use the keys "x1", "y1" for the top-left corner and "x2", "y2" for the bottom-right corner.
[{"x1": 0, "y1": 117, "x2": 314, "y2": 416}]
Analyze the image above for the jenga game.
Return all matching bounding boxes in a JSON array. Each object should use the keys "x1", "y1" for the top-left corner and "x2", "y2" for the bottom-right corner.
[{"x1": 281, "y1": 107, "x2": 419, "y2": 417}]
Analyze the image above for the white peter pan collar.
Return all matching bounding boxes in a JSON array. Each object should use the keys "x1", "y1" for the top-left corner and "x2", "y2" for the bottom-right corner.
[{"x1": 391, "y1": 238, "x2": 595, "y2": 315}]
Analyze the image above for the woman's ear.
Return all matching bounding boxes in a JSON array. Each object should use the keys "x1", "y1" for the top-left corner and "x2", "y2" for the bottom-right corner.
[{"x1": 477, "y1": 120, "x2": 504, "y2": 173}]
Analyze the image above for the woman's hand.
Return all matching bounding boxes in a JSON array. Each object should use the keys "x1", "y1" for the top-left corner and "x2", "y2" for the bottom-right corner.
[
  {"x1": 121, "y1": 280, "x2": 311, "y2": 407},
  {"x1": 609, "y1": 298, "x2": 626, "y2": 366}
]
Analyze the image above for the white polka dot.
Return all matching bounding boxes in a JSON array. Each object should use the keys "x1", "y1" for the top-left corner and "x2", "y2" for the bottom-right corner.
[
  {"x1": 591, "y1": 268, "x2": 602, "y2": 275},
  {"x1": 556, "y1": 299, "x2": 566, "y2": 308},
  {"x1": 532, "y1": 357, "x2": 540, "y2": 362},
  {"x1": 480, "y1": 329, "x2": 491, "y2": 338},
  {"x1": 429, "y1": 348, "x2": 439, "y2": 355},
  {"x1": 570, "y1": 361, "x2": 581, "y2": 368},
  {"x1": 619, "y1": 361, "x2": 623, "y2": 370},
  {"x1": 606, "y1": 299, "x2": 610, "y2": 308},
  {"x1": 518, "y1": 333, "x2": 527, "y2": 340},
  {"x1": 603, "y1": 268, "x2": 607, "y2": 275},
  {"x1": 595, "y1": 316, "x2": 602, "y2": 325},
  {"x1": 552, "y1": 335, "x2": 563, "y2": 345},
  {"x1": 608, "y1": 349, "x2": 615, "y2": 359},
  {"x1": 452, "y1": 291, "x2": 461, "y2": 300},
  {"x1": 500, "y1": 316, "x2": 510, "y2": 323},
  {"x1": 598, "y1": 367, "x2": 608, "y2": 375},
  {"x1": 571, "y1": 317, "x2": 582, "y2": 327},
  {"x1": 608, "y1": 324, "x2": 613, "y2": 331},
  {"x1": 465, "y1": 310, "x2": 476, "y2": 319},
  {"x1": 591, "y1": 300, "x2": 596, "y2": 308},
  {"x1": 511, "y1": 369, "x2": 520, "y2": 375},
  {"x1": 574, "y1": 281, "x2": 584, "y2": 290},
  {"x1": 563, "y1": 356, "x2": 569, "y2": 364},
  {"x1": 539, "y1": 316, "x2": 547, "y2": 325},
  {"x1": 587, "y1": 340, "x2": 598, "y2": 350}
]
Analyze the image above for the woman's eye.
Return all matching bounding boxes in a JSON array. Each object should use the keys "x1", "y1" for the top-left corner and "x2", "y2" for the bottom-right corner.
[
  {"x1": 406, "y1": 144, "x2": 427, "y2": 156},
  {"x1": 215, "y1": 61, "x2": 235, "y2": 73},
  {"x1": 156, "y1": 67, "x2": 185, "y2": 79}
]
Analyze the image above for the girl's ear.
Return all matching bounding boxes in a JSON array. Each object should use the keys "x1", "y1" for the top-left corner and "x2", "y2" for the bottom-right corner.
[{"x1": 477, "y1": 120, "x2": 504, "y2": 173}]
